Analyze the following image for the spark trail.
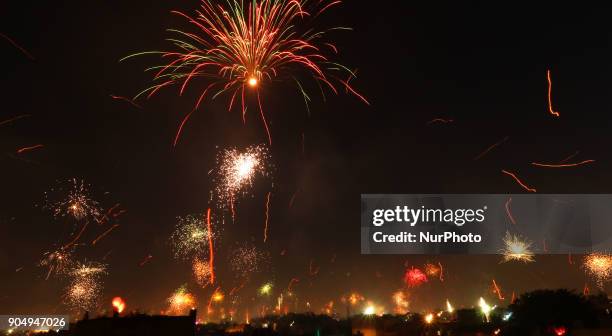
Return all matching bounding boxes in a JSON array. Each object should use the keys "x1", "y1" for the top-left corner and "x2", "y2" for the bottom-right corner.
[
  {"x1": 501, "y1": 170, "x2": 536, "y2": 192},
  {"x1": 546, "y1": 69, "x2": 560, "y2": 117},
  {"x1": 531, "y1": 159, "x2": 595, "y2": 168}
]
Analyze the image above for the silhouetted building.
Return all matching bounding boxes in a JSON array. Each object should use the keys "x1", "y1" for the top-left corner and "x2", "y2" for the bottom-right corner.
[{"x1": 59, "y1": 309, "x2": 197, "y2": 336}]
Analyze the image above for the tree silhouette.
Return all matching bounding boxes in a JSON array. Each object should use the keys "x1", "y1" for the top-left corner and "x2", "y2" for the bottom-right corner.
[{"x1": 508, "y1": 289, "x2": 598, "y2": 335}]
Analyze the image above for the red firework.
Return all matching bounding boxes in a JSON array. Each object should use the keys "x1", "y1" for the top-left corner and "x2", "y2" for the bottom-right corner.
[{"x1": 404, "y1": 267, "x2": 428, "y2": 288}]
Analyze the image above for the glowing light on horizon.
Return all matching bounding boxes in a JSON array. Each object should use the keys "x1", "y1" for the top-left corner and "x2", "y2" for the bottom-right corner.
[
  {"x1": 112, "y1": 297, "x2": 126, "y2": 313},
  {"x1": 446, "y1": 299, "x2": 454, "y2": 313},
  {"x1": 479, "y1": 297, "x2": 494, "y2": 322}
]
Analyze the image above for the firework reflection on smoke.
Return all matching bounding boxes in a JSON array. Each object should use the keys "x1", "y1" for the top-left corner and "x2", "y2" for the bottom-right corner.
[
  {"x1": 167, "y1": 285, "x2": 196, "y2": 315},
  {"x1": 229, "y1": 243, "x2": 269, "y2": 279},
  {"x1": 392, "y1": 290, "x2": 409, "y2": 314},
  {"x1": 44, "y1": 178, "x2": 102, "y2": 222},
  {"x1": 584, "y1": 252, "x2": 612, "y2": 288},
  {"x1": 192, "y1": 257, "x2": 212, "y2": 287},
  {"x1": 170, "y1": 215, "x2": 216, "y2": 260},
  {"x1": 216, "y1": 145, "x2": 270, "y2": 206},
  {"x1": 500, "y1": 231, "x2": 535, "y2": 263},
  {"x1": 64, "y1": 261, "x2": 107, "y2": 311}
]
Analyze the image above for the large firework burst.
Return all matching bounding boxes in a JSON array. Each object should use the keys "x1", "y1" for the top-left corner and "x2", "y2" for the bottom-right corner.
[
  {"x1": 500, "y1": 231, "x2": 535, "y2": 263},
  {"x1": 123, "y1": 0, "x2": 368, "y2": 146},
  {"x1": 64, "y1": 261, "x2": 107, "y2": 311},
  {"x1": 583, "y1": 252, "x2": 612, "y2": 288}
]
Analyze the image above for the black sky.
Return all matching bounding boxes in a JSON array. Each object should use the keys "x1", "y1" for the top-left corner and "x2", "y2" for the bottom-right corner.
[{"x1": 1, "y1": 1, "x2": 611, "y2": 316}]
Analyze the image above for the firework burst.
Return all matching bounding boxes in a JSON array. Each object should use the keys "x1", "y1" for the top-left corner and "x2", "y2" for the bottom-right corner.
[
  {"x1": 258, "y1": 282, "x2": 274, "y2": 296},
  {"x1": 229, "y1": 243, "x2": 269, "y2": 279},
  {"x1": 404, "y1": 267, "x2": 428, "y2": 288},
  {"x1": 64, "y1": 261, "x2": 107, "y2": 311},
  {"x1": 583, "y1": 252, "x2": 612, "y2": 288},
  {"x1": 44, "y1": 178, "x2": 102, "y2": 222},
  {"x1": 424, "y1": 262, "x2": 441, "y2": 279},
  {"x1": 192, "y1": 257, "x2": 212, "y2": 287},
  {"x1": 39, "y1": 248, "x2": 74, "y2": 279},
  {"x1": 123, "y1": 0, "x2": 367, "y2": 146},
  {"x1": 500, "y1": 231, "x2": 535, "y2": 263},
  {"x1": 216, "y1": 145, "x2": 270, "y2": 206},
  {"x1": 167, "y1": 285, "x2": 196, "y2": 315},
  {"x1": 170, "y1": 215, "x2": 217, "y2": 260},
  {"x1": 391, "y1": 290, "x2": 409, "y2": 314}
]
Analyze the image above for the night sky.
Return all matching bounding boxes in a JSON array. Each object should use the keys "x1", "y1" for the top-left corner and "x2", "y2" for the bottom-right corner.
[{"x1": 1, "y1": 1, "x2": 611, "y2": 317}]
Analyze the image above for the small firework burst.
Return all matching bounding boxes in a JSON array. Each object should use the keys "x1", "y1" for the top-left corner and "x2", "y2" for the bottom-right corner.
[
  {"x1": 229, "y1": 243, "x2": 269, "y2": 279},
  {"x1": 64, "y1": 261, "x2": 107, "y2": 311},
  {"x1": 404, "y1": 267, "x2": 428, "y2": 288},
  {"x1": 583, "y1": 252, "x2": 612, "y2": 288},
  {"x1": 211, "y1": 289, "x2": 224, "y2": 303},
  {"x1": 167, "y1": 285, "x2": 196, "y2": 315},
  {"x1": 192, "y1": 257, "x2": 212, "y2": 287},
  {"x1": 391, "y1": 290, "x2": 409, "y2": 314},
  {"x1": 39, "y1": 248, "x2": 74, "y2": 279},
  {"x1": 424, "y1": 262, "x2": 441, "y2": 278},
  {"x1": 500, "y1": 232, "x2": 535, "y2": 263},
  {"x1": 72, "y1": 261, "x2": 108, "y2": 277},
  {"x1": 44, "y1": 178, "x2": 102, "y2": 222},
  {"x1": 258, "y1": 282, "x2": 274, "y2": 296},
  {"x1": 216, "y1": 145, "x2": 270, "y2": 205},
  {"x1": 170, "y1": 215, "x2": 217, "y2": 260}
]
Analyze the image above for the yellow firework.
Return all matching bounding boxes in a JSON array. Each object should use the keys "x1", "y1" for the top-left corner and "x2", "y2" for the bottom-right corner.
[
  {"x1": 170, "y1": 215, "x2": 215, "y2": 260},
  {"x1": 192, "y1": 257, "x2": 212, "y2": 287},
  {"x1": 500, "y1": 231, "x2": 535, "y2": 263},
  {"x1": 167, "y1": 285, "x2": 196, "y2": 315},
  {"x1": 584, "y1": 252, "x2": 612, "y2": 288}
]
